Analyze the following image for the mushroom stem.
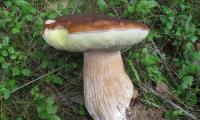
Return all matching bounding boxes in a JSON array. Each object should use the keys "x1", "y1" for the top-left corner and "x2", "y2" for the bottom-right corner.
[{"x1": 84, "y1": 51, "x2": 134, "y2": 120}]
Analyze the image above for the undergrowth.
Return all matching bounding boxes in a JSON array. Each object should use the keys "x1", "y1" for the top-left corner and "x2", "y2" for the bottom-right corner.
[{"x1": 0, "y1": 0, "x2": 200, "y2": 120}]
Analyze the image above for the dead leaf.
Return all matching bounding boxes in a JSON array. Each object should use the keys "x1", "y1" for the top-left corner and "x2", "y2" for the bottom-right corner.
[
  {"x1": 127, "y1": 102, "x2": 165, "y2": 120},
  {"x1": 70, "y1": 94, "x2": 84, "y2": 104},
  {"x1": 48, "y1": 0, "x2": 68, "y2": 11},
  {"x1": 156, "y1": 82, "x2": 171, "y2": 96},
  {"x1": 132, "y1": 89, "x2": 138, "y2": 99},
  {"x1": 195, "y1": 42, "x2": 200, "y2": 51}
]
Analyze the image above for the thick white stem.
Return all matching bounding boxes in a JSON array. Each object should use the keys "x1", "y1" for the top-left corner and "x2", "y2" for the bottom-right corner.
[{"x1": 84, "y1": 51, "x2": 134, "y2": 120}]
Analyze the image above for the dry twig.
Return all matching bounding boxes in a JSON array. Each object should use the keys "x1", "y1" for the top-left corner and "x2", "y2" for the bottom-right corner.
[
  {"x1": 11, "y1": 67, "x2": 64, "y2": 93},
  {"x1": 149, "y1": 88, "x2": 198, "y2": 120}
]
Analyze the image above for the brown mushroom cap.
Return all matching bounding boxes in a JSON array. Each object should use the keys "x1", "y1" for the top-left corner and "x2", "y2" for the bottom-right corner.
[
  {"x1": 44, "y1": 15, "x2": 149, "y2": 33},
  {"x1": 42, "y1": 15, "x2": 149, "y2": 52}
]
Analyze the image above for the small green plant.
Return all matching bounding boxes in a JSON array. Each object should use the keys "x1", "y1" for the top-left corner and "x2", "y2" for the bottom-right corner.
[
  {"x1": 0, "y1": 36, "x2": 31, "y2": 100},
  {"x1": 115, "y1": 0, "x2": 199, "y2": 119},
  {"x1": 31, "y1": 86, "x2": 61, "y2": 120},
  {"x1": 44, "y1": 75, "x2": 64, "y2": 85},
  {"x1": 72, "y1": 104, "x2": 86, "y2": 117},
  {"x1": 165, "y1": 109, "x2": 183, "y2": 120}
]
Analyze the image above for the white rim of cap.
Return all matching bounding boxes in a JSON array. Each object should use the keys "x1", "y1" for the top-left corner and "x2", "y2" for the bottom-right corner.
[{"x1": 45, "y1": 20, "x2": 56, "y2": 24}]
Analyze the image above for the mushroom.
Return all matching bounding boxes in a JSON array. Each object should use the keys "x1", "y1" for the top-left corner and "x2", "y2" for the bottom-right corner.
[{"x1": 42, "y1": 15, "x2": 149, "y2": 120}]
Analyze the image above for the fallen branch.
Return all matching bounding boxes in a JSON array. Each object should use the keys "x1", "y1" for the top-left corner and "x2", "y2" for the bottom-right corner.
[{"x1": 149, "y1": 88, "x2": 198, "y2": 120}]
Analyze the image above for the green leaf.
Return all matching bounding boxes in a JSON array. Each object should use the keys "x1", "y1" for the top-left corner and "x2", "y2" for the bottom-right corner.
[
  {"x1": 98, "y1": 0, "x2": 109, "y2": 13},
  {"x1": 175, "y1": 27, "x2": 182, "y2": 36},
  {"x1": 147, "y1": 31, "x2": 161, "y2": 41},
  {"x1": 179, "y1": 1, "x2": 186, "y2": 11},
  {"x1": 185, "y1": 42, "x2": 194, "y2": 51},
  {"x1": 173, "y1": 110, "x2": 183, "y2": 116},
  {"x1": 16, "y1": 0, "x2": 30, "y2": 6},
  {"x1": 107, "y1": 12, "x2": 115, "y2": 17},
  {"x1": 21, "y1": 68, "x2": 31, "y2": 76},
  {"x1": 49, "y1": 115, "x2": 61, "y2": 120},
  {"x1": 16, "y1": 0, "x2": 36, "y2": 14},
  {"x1": 185, "y1": 15, "x2": 192, "y2": 32},
  {"x1": 127, "y1": 60, "x2": 141, "y2": 84},
  {"x1": 3, "y1": 89, "x2": 11, "y2": 100},
  {"x1": 45, "y1": 75, "x2": 64, "y2": 85},
  {"x1": 141, "y1": 55, "x2": 159, "y2": 66},
  {"x1": 3, "y1": 37, "x2": 9, "y2": 47},
  {"x1": 10, "y1": 55, "x2": 17, "y2": 60},
  {"x1": 187, "y1": 64, "x2": 199, "y2": 74},
  {"x1": 5, "y1": 1, "x2": 12, "y2": 7},
  {"x1": 15, "y1": 51, "x2": 21, "y2": 56},
  {"x1": 52, "y1": 77, "x2": 63, "y2": 85},
  {"x1": 147, "y1": 66, "x2": 159, "y2": 74},
  {"x1": 189, "y1": 35, "x2": 198, "y2": 42},
  {"x1": 79, "y1": 105, "x2": 86, "y2": 116},
  {"x1": 162, "y1": 5, "x2": 172, "y2": 14},
  {"x1": 41, "y1": 59, "x2": 49, "y2": 69},
  {"x1": 2, "y1": 63, "x2": 11, "y2": 69},
  {"x1": 6, "y1": 80, "x2": 16, "y2": 89},
  {"x1": 181, "y1": 76, "x2": 193, "y2": 89},
  {"x1": 48, "y1": 13, "x2": 57, "y2": 19},
  {"x1": 30, "y1": 86, "x2": 39, "y2": 96},
  {"x1": 166, "y1": 22, "x2": 173, "y2": 30},
  {"x1": 110, "y1": 0, "x2": 127, "y2": 5},
  {"x1": 185, "y1": 92, "x2": 197, "y2": 105},
  {"x1": 12, "y1": 27, "x2": 20, "y2": 34},
  {"x1": 142, "y1": 48, "x2": 148, "y2": 54},
  {"x1": 160, "y1": 15, "x2": 168, "y2": 24},
  {"x1": 25, "y1": 15, "x2": 33, "y2": 21},
  {"x1": 137, "y1": 0, "x2": 157, "y2": 15},
  {"x1": 179, "y1": 63, "x2": 199, "y2": 78},
  {"x1": 16, "y1": 117, "x2": 23, "y2": 120},
  {"x1": 1, "y1": 50, "x2": 8, "y2": 57},
  {"x1": 47, "y1": 105, "x2": 58, "y2": 114},
  {"x1": 7, "y1": 47, "x2": 15, "y2": 54},
  {"x1": 46, "y1": 97, "x2": 54, "y2": 106},
  {"x1": 0, "y1": 56, "x2": 5, "y2": 63},
  {"x1": 147, "y1": 31, "x2": 154, "y2": 41},
  {"x1": 192, "y1": 52, "x2": 200, "y2": 61},
  {"x1": 127, "y1": 5, "x2": 136, "y2": 14},
  {"x1": 178, "y1": 64, "x2": 199, "y2": 78},
  {"x1": 12, "y1": 67, "x2": 21, "y2": 76},
  {"x1": 164, "y1": 27, "x2": 170, "y2": 34},
  {"x1": 165, "y1": 110, "x2": 182, "y2": 120},
  {"x1": 37, "y1": 106, "x2": 48, "y2": 119}
]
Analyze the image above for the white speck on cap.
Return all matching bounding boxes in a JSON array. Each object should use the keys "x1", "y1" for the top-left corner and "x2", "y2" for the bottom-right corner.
[{"x1": 45, "y1": 20, "x2": 56, "y2": 24}]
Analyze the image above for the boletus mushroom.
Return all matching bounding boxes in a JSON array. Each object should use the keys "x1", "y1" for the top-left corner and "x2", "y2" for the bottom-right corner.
[{"x1": 42, "y1": 15, "x2": 149, "y2": 120}]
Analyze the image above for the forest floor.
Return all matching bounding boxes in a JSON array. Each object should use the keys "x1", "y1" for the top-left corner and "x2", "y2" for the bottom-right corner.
[{"x1": 0, "y1": 0, "x2": 200, "y2": 120}]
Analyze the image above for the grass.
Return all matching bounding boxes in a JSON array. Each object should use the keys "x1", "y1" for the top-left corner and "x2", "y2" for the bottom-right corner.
[{"x1": 0, "y1": 0, "x2": 200, "y2": 120}]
